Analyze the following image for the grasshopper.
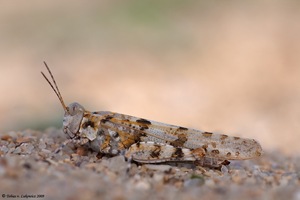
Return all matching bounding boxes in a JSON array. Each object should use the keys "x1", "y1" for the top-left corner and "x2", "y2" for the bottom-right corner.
[{"x1": 41, "y1": 62, "x2": 262, "y2": 168}]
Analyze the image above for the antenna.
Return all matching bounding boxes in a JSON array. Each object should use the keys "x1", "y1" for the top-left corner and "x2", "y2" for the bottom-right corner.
[{"x1": 41, "y1": 62, "x2": 68, "y2": 113}]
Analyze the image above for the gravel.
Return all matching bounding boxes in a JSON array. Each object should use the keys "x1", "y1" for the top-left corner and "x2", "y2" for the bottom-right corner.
[{"x1": 0, "y1": 128, "x2": 299, "y2": 200}]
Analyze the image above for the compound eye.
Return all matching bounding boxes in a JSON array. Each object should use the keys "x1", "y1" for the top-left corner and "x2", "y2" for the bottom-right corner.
[
  {"x1": 67, "y1": 102, "x2": 85, "y2": 116},
  {"x1": 68, "y1": 104, "x2": 76, "y2": 114}
]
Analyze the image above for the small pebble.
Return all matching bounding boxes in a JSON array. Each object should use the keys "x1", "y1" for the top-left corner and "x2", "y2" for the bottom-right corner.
[{"x1": 144, "y1": 164, "x2": 172, "y2": 172}]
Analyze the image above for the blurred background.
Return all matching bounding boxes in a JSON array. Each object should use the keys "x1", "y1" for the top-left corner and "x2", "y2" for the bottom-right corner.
[{"x1": 0, "y1": 1, "x2": 299, "y2": 155}]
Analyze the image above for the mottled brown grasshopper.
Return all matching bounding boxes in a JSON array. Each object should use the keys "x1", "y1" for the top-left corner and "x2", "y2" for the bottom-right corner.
[{"x1": 41, "y1": 62, "x2": 262, "y2": 168}]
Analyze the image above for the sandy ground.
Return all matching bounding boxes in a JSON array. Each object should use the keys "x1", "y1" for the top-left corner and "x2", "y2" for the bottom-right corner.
[
  {"x1": 0, "y1": 128, "x2": 299, "y2": 200},
  {"x1": 1, "y1": 1, "x2": 300, "y2": 155}
]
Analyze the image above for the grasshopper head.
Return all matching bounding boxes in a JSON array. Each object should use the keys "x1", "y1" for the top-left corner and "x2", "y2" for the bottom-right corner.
[
  {"x1": 63, "y1": 102, "x2": 85, "y2": 138},
  {"x1": 41, "y1": 62, "x2": 85, "y2": 139}
]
